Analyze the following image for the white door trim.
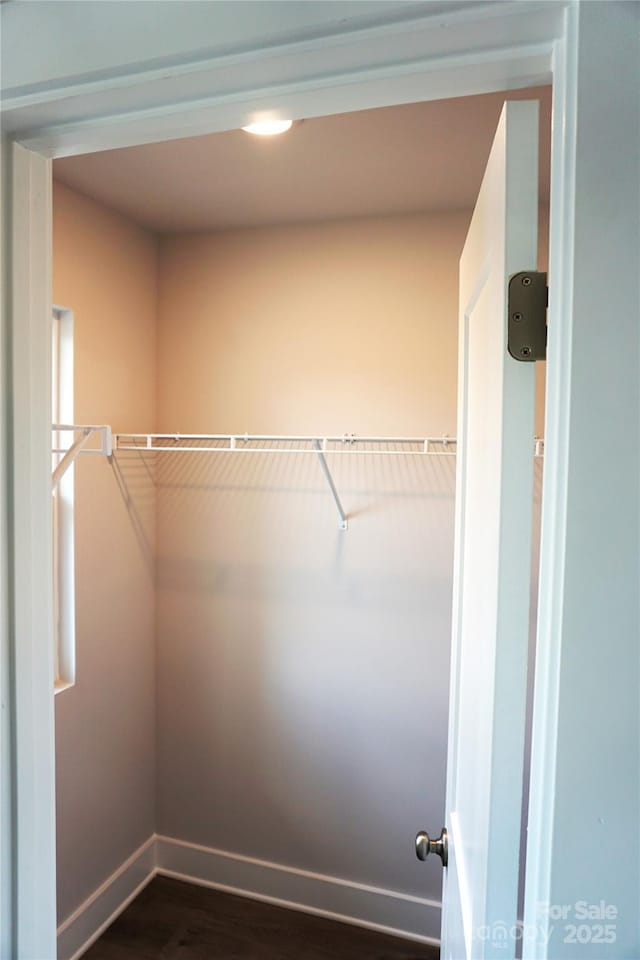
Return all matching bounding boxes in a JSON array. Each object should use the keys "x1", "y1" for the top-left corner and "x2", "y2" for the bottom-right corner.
[
  {"x1": 0, "y1": 6, "x2": 562, "y2": 955},
  {"x1": 3, "y1": 3, "x2": 638, "y2": 957},
  {"x1": 4, "y1": 2, "x2": 562, "y2": 158},
  {"x1": 6, "y1": 143, "x2": 57, "y2": 959},
  {"x1": 520, "y1": 6, "x2": 578, "y2": 944},
  {"x1": 525, "y1": 4, "x2": 639, "y2": 954}
]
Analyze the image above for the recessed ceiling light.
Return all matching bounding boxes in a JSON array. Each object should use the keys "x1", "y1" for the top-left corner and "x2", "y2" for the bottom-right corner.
[{"x1": 241, "y1": 119, "x2": 293, "y2": 136}]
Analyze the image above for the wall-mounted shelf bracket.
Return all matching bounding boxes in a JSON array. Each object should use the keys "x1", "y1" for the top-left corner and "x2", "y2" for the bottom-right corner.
[
  {"x1": 52, "y1": 424, "x2": 112, "y2": 489},
  {"x1": 313, "y1": 440, "x2": 348, "y2": 530}
]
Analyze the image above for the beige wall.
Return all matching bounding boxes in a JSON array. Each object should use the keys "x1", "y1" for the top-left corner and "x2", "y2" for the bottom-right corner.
[
  {"x1": 53, "y1": 181, "x2": 157, "y2": 923},
  {"x1": 155, "y1": 212, "x2": 468, "y2": 929},
  {"x1": 157, "y1": 213, "x2": 467, "y2": 436}
]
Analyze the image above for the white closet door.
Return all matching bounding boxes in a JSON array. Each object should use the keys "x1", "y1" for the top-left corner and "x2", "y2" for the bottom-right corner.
[{"x1": 441, "y1": 100, "x2": 539, "y2": 960}]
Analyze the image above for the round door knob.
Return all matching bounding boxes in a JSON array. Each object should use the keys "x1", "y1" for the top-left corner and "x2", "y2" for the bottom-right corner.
[{"x1": 415, "y1": 828, "x2": 448, "y2": 867}]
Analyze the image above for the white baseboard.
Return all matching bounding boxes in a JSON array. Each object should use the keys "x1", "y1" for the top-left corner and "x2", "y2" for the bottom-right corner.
[
  {"x1": 56, "y1": 835, "x2": 156, "y2": 960},
  {"x1": 56, "y1": 833, "x2": 441, "y2": 958},
  {"x1": 156, "y1": 834, "x2": 441, "y2": 945}
]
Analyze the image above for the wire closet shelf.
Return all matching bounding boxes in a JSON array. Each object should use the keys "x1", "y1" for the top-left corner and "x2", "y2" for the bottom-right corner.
[
  {"x1": 114, "y1": 433, "x2": 458, "y2": 455},
  {"x1": 114, "y1": 433, "x2": 462, "y2": 530},
  {"x1": 52, "y1": 428, "x2": 544, "y2": 530}
]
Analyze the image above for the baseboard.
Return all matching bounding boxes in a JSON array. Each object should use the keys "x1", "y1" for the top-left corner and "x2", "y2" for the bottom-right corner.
[
  {"x1": 156, "y1": 834, "x2": 441, "y2": 945},
  {"x1": 56, "y1": 834, "x2": 441, "y2": 956},
  {"x1": 56, "y1": 835, "x2": 156, "y2": 960}
]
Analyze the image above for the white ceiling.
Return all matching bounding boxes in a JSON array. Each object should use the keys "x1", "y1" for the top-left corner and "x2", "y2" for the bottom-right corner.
[{"x1": 53, "y1": 85, "x2": 551, "y2": 233}]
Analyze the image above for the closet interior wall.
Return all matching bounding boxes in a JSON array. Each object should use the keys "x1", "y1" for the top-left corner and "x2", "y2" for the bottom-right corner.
[
  {"x1": 53, "y1": 178, "x2": 547, "y2": 943},
  {"x1": 53, "y1": 181, "x2": 158, "y2": 923},
  {"x1": 154, "y1": 213, "x2": 466, "y2": 919}
]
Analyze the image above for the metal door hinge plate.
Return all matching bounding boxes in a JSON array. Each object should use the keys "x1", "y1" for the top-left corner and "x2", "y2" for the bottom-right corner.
[{"x1": 508, "y1": 271, "x2": 548, "y2": 361}]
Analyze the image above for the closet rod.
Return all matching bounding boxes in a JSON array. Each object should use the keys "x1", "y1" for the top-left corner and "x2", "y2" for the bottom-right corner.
[
  {"x1": 113, "y1": 434, "x2": 458, "y2": 455},
  {"x1": 114, "y1": 434, "x2": 545, "y2": 456}
]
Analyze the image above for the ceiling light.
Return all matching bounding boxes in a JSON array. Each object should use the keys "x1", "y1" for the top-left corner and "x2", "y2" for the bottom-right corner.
[{"x1": 241, "y1": 119, "x2": 293, "y2": 136}]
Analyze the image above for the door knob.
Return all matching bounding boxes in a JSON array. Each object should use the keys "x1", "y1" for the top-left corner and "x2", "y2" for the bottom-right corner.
[{"x1": 415, "y1": 828, "x2": 448, "y2": 867}]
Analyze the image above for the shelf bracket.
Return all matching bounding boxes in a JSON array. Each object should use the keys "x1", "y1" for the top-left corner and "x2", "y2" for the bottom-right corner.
[
  {"x1": 313, "y1": 440, "x2": 348, "y2": 530},
  {"x1": 52, "y1": 425, "x2": 113, "y2": 489}
]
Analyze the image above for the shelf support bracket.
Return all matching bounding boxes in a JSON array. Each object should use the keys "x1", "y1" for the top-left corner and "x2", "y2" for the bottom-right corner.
[
  {"x1": 52, "y1": 429, "x2": 92, "y2": 489},
  {"x1": 52, "y1": 425, "x2": 113, "y2": 489},
  {"x1": 313, "y1": 440, "x2": 348, "y2": 530}
]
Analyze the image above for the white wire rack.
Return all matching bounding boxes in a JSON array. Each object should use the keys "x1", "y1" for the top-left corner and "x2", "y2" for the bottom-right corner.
[
  {"x1": 52, "y1": 424, "x2": 112, "y2": 489},
  {"x1": 114, "y1": 433, "x2": 458, "y2": 456},
  {"x1": 115, "y1": 433, "x2": 459, "y2": 530},
  {"x1": 52, "y1": 428, "x2": 545, "y2": 529}
]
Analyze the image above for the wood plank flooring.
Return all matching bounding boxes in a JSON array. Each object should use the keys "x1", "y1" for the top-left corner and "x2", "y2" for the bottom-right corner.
[{"x1": 83, "y1": 876, "x2": 439, "y2": 960}]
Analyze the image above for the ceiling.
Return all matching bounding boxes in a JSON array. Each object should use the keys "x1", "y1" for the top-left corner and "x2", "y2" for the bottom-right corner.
[{"x1": 53, "y1": 85, "x2": 551, "y2": 233}]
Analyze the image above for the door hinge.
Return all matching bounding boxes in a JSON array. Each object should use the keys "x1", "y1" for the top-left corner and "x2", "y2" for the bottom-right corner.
[{"x1": 507, "y1": 271, "x2": 548, "y2": 362}]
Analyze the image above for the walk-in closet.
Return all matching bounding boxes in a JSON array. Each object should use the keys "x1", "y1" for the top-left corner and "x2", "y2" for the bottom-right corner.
[{"x1": 51, "y1": 86, "x2": 549, "y2": 960}]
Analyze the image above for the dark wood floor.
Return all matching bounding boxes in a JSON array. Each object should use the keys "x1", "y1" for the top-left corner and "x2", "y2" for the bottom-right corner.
[{"x1": 84, "y1": 876, "x2": 439, "y2": 960}]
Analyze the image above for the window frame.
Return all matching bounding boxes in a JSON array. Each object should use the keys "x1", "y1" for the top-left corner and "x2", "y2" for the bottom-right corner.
[{"x1": 51, "y1": 305, "x2": 75, "y2": 693}]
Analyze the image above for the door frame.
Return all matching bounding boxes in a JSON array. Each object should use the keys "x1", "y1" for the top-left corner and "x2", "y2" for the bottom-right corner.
[{"x1": 3, "y1": 2, "x2": 638, "y2": 957}]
